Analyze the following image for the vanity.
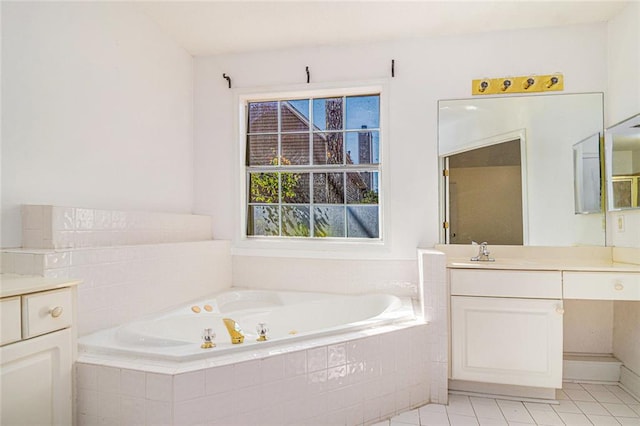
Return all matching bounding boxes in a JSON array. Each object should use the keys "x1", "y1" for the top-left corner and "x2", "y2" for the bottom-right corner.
[
  {"x1": 436, "y1": 244, "x2": 640, "y2": 400},
  {"x1": 0, "y1": 274, "x2": 81, "y2": 425}
]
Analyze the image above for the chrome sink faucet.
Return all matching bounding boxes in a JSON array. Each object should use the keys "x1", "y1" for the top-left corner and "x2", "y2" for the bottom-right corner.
[{"x1": 471, "y1": 241, "x2": 495, "y2": 262}]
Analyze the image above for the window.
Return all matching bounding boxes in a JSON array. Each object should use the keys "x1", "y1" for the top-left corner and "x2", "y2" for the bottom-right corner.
[{"x1": 245, "y1": 93, "x2": 381, "y2": 239}]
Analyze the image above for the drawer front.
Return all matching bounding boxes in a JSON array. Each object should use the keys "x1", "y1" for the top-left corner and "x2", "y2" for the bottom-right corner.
[
  {"x1": 450, "y1": 269, "x2": 562, "y2": 298},
  {"x1": 22, "y1": 288, "x2": 72, "y2": 338},
  {"x1": 563, "y1": 272, "x2": 640, "y2": 300},
  {"x1": 1, "y1": 297, "x2": 22, "y2": 346}
]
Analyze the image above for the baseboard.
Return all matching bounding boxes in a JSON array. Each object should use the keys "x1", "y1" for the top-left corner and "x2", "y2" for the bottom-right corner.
[
  {"x1": 448, "y1": 379, "x2": 557, "y2": 401},
  {"x1": 563, "y1": 353, "x2": 622, "y2": 382},
  {"x1": 620, "y1": 366, "x2": 640, "y2": 402}
]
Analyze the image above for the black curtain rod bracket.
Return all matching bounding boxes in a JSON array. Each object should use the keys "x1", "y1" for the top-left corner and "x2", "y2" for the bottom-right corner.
[
  {"x1": 306, "y1": 66, "x2": 310, "y2": 84},
  {"x1": 392, "y1": 59, "x2": 395, "y2": 78},
  {"x1": 222, "y1": 73, "x2": 231, "y2": 88}
]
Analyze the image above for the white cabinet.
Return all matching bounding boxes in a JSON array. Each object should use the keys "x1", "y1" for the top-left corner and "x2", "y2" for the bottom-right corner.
[
  {"x1": 1, "y1": 329, "x2": 72, "y2": 425},
  {"x1": 451, "y1": 296, "x2": 563, "y2": 388},
  {"x1": 0, "y1": 282, "x2": 77, "y2": 426},
  {"x1": 563, "y1": 271, "x2": 640, "y2": 300},
  {"x1": 450, "y1": 269, "x2": 563, "y2": 388}
]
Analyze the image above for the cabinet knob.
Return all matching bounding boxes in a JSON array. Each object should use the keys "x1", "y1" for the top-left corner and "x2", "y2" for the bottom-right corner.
[
  {"x1": 49, "y1": 306, "x2": 64, "y2": 318},
  {"x1": 556, "y1": 307, "x2": 565, "y2": 315},
  {"x1": 614, "y1": 282, "x2": 624, "y2": 291}
]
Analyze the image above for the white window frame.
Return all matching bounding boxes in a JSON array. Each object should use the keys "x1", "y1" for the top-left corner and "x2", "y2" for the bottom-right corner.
[{"x1": 233, "y1": 80, "x2": 391, "y2": 258}]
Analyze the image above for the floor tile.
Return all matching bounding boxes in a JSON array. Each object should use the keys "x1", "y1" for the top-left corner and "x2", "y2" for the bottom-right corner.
[
  {"x1": 617, "y1": 417, "x2": 640, "y2": 426},
  {"x1": 556, "y1": 411, "x2": 592, "y2": 425},
  {"x1": 372, "y1": 421, "x2": 391, "y2": 426},
  {"x1": 630, "y1": 405, "x2": 640, "y2": 416},
  {"x1": 419, "y1": 411, "x2": 450, "y2": 425},
  {"x1": 448, "y1": 414, "x2": 479, "y2": 426},
  {"x1": 496, "y1": 400, "x2": 535, "y2": 424},
  {"x1": 477, "y1": 417, "x2": 507, "y2": 425},
  {"x1": 565, "y1": 389, "x2": 597, "y2": 402},
  {"x1": 602, "y1": 403, "x2": 640, "y2": 418},
  {"x1": 582, "y1": 384, "x2": 609, "y2": 392},
  {"x1": 574, "y1": 400, "x2": 609, "y2": 415},
  {"x1": 562, "y1": 382, "x2": 585, "y2": 390},
  {"x1": 527, "y1": 409, "x2": 564, "y2": 426},
  {"x1": 393, "y1": 408, "x2": 420, "y2": 425},
  {"x1": 447, "y1": 395, "x2": 475, "y2": 417},
  {"x1": 470, "y1": 398, "x2": 504, "y2": 420},
  {"x1": 587, "y1": 414, "x2": 622, "y2": 425},
  {"x1": 553, "y1": 399, "x2": 583, "y2": 414},
  {"x1": 524, "y1": 402, "x2": 555, "y2": 413},
  {"x1": 590, "y1": 391, "x2": 624, "y2": 404},
  {"x1": 420, "y1": 404, "x2": 448, "y2": 414},
  {"x1": 556, "y1": 390, "x2": 570, "y2": 400}
]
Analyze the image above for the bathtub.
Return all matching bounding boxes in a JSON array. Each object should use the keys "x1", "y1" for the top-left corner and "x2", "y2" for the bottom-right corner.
[{"x1": 78, "y1": 288, "x2": 417, "y2": 363}]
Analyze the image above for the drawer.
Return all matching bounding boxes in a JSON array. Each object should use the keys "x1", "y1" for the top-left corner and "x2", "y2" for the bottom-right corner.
[
  {"x1": 22, "y1": 288, "x2": 72, "y2": 338},
  {"x1": 450, "y1": 269, "x2": 562, "y2": 298},
  {"x1": 563, "y1": 272, "x2": 640, "y2": 300},
  {"x1": 1, "y1": 297, "x2": 22, "y2": 346}
]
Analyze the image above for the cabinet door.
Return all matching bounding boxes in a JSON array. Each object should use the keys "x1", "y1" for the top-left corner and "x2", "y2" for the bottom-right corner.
[
  {"x1": 1, "y1": 329, "x2": 72, "y2": 425},
  {"x1": 451, "y1": 296, "x2": 563, "y2": 388}
]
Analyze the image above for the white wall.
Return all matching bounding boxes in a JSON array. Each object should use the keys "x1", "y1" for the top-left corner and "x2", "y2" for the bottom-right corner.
[
  {"x1": 607, "y1": 2, "x2": 640, "y2": 249},
  {"x1": 194, "y1": 23, "x2": 608, "y2": 260},
  {"x1": 1, "y1": 2, "x2": 194, "y2": 248}
]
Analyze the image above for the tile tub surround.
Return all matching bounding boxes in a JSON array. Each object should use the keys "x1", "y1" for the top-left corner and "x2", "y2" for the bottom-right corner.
[
  {"x1": 75, "y1": 323, "x2": 431, "y2": 426},
  {"x1": 2, "y1": 240, "x2": 232, "y2": 335},
  {"x1": 20, "y1": 205, "x2": 213, "y2": 249}
]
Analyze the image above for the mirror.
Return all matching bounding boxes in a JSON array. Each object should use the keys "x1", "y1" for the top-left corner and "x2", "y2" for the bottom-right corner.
[
  {"x1": 439, "y1": 93, "x2": 604, "y2": 246},
  {"x1": 573, "y1": 133, "x2": 602, "y2": 215},
  {"x1": 605, "y1": 113, "x2": 640, "y2": 211}
]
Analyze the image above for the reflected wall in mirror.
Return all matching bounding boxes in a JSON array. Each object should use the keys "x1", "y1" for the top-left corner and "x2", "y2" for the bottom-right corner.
[
  {"x1": 439, "y1": 93, "x2": 604, "y2": 246},
  {"x1": 573, "y1": 133, "x2": 602, "y2": 215},
  {"x1": 605, "y1": 113, "x2": 640, "y2": 211}
]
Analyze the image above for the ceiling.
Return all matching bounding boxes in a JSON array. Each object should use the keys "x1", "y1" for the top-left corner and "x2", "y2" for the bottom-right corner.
[{"x1": 134, "y1": 0, "x2": 630, "y2": 56}]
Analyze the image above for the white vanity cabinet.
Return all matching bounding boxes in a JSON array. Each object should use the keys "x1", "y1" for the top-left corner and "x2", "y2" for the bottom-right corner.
[
  {"x1": 450, "y1": 269, "x2": 564, "y2": 389},
  {"x1": 0, "y1": 277, "x2": 79, "y2": 426}
]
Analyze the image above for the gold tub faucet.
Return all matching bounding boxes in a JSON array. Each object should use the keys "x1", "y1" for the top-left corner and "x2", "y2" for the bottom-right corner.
[{"x1": 222, "y1": 318, "x2": 245, "y2": 344}]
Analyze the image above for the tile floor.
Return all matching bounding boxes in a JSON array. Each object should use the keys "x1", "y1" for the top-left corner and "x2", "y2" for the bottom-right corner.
[{"x1": 376, "y1": 383, "x2": 640, "y2": 426}]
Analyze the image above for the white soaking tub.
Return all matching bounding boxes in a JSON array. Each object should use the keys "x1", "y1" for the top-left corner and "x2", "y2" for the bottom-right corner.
[{"x1": 78, "y1": 288, "x2": 416, "y2": 362}]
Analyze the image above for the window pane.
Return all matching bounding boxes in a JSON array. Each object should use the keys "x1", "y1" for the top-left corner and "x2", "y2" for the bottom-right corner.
[
  {"x1": 314, "y1": 206, "x2": 345, "y2": 237},
  {"x1": 248, "y1": 102, "x2": 278, "y2": 133},
  {"x1": 247, "y1": 205, "x2": 279, "y2": 236},
  {"x1": 313, "y1": 133, "x2": 343, "y2": 165},
  {"x1": 347, "y1": 206, "x2": 379, "y2": 238},
  {"x1": 282, "y1": 172, "x2": 310, "y2": 203},
  {"x1": 346, "y1": 172, "x2": 379, "y2": 204},
  {"x1": 313, "y1": 173, "x2": 344, "y2": 204},
  {"x1": 282, "y1": 206, "x2": 310, "y2": 237},
  {"x1": 346, "y1": 95, "x2": 379, "y2": 130},
  {"x1": 249, "y1": 172, "x2": 279, "y2": 203},
  {"x1": 282, "y1": 134, "x2": 310, "y2": 165},
  {"x1": 346, "y1": 131, "x2": 379, "y2": 165},
  {"x1": 247, "y1": 135, "x2": 278, "y2": 166},
  {"x1": 281, "y1": 100, "x2": 310, "y2": 132},
  {"x1": 313, "y1": 98, "x2": 343, "y2": 131}
]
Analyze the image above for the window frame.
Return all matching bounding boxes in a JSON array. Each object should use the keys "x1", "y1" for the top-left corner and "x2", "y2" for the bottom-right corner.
[{"x1": 234, "y1": 81, "x2": 390, "y2": 255}]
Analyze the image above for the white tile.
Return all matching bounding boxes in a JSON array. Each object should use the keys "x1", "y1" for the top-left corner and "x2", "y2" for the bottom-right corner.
[
  {"x1": 448, "y1": 413, "x2": 480, "y2": 425},
  {"x1": 575, "y1": 401, "x2": 610, "y2": 415},
  {"x1": 583, "y1": 384, "x2": 609, "y2": 392},
  {"x1": 591, "y1": 391, "x2": 624, "y2": 404},
  {"x1": 97, "y1": 392, "x2": 120, "y2": 421},
  {"x1": 146, "y1": 373, "x2": 173, "y2": 402},
  {"x1": 370, "y1": 421, "x2": 390, "y2": 426},
  {"x1": 602, "y1": 403, "x2": 640, "y2": 418},
  {"x1": 617, "y1": 417, "x2": 640, "y2": 425},
  {"x1": 284, "y1": 350, "x2": 307, "y2": 377},
  {"x1": 120, "y1": 396, "x2": 145, "y2": 425},
  {"x1": 120, "y1": 369, "x2": 145, "y2": 398},
  {"x1": 420, "y1": 409, "x2": 451, "y2": 425},
  {"x1": 630, "y1": 405, "x2": 640, "y2": 416},
  {"x1": 556, "y1": 411, "x2": 593, "y2": 425},
  {"x1": 528, "y1": 409, "x2": 564, "y2": 426},
  {"x1": 587, "y1": 414, "x2": 622, "y2": 425},
  {"x1": 77, "y1": 389, "x2": 98, "y2": 417},
  {"x1": 391, "y1": 408, "x2": 420, "y2": 425},
  {"x1": 328, "y1": 343, "x2": 347, "y2": 367},
  {"x1": 553, "y1": 399, "x2": 583, "y2": 414},
  {"x1": 523, "y1": 402, "x2": 554, "y2": 413},
  {"x1": 447, "y1": 395, "x2": 475, "y2": 417},
  {"x1": 97, "y1": 366, "x2": 120, "y2": 394},
  {"x1": 495, "y1": 400, "x2": 534, "y2": 424},
  {"x1": 173, "y1": 370, "x2": 205, "y2": 401},
  {"x1": 470, "y1": 398, "x2": 504, "y2": 420},
  {"x1": 565, "y1": 389, "x2": 597, "y2": 402},
  {"x1": 563, "y1": 382, "x2": 585, "y2": 389},
  {"x1": 420, "y1": 403, "x2": 447, "y2": 414},
  {"x1": 478, "y1": 418, "x2": 508, "y2": 425},
  {"x1": 22, "y1": 205, "x2": 43, "y2": 230},
  {"x1": 77, "y1": 363, "x2": 99, "y2": 391}
]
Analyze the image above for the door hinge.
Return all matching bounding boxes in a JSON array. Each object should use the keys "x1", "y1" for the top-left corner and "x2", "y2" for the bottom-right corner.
[
  {"x1": 443, "y1": 221, "x2": 449, "y2": 229},
  {"x1": 443, "y1": 169, "x2": 449, "y2": 177}
]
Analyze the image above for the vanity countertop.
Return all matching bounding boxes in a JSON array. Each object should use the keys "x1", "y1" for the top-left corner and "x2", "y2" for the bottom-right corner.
[
  {"x1": 446, "y1": 258, "x2": 640, "y2": 272},
  {"x1": 0, "y1": 274, "x2": 82, "y2": 298}
]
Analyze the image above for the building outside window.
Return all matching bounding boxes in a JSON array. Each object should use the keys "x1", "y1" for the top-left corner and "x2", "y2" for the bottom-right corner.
[{"x1": 245, "y1": 93, "x2": 381, "y2": 239}]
